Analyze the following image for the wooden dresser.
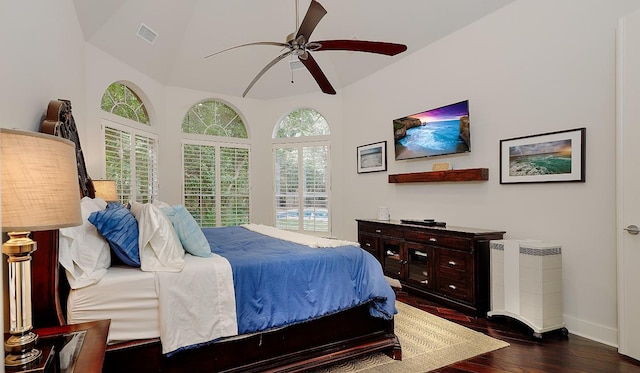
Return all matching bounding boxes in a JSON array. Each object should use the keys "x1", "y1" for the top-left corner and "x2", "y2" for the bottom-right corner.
[{"x1": 357, "y1": 219, "x2": 505, "y2": 315}]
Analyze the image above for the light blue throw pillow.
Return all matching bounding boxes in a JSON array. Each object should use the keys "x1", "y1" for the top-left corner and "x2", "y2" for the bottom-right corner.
[
  {"x1": 161, "y1": 205, "x2": 212, "y2": 257},
  {"x1": 89, "y1": 202, "x2": 141, "y2": 267}
]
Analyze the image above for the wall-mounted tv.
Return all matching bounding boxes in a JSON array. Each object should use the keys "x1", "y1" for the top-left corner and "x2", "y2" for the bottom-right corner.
[{"x1": 393, "y1": 100, "x2": 470, "y2": 161}]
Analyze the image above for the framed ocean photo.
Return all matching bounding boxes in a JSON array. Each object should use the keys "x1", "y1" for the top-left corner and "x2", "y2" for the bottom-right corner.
[
  {"x1": 500, "y1": 128, "x2": 585, "y2": 184},
  {"x1": 357, "y1": 141, "x2": 387, "y2": 173}
]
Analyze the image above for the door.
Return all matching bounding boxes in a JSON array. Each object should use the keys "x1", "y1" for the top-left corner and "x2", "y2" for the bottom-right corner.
[{"x1": 616, "y1": 8, "x2": 640, "y2": 361}]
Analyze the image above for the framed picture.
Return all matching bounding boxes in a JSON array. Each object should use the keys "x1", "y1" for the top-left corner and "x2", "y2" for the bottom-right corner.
[
  {"x1": 357, "y1": 141, "x2": 387, "y2": 173},
  {"x1": 500, "y1": 128, "x2": 585, "y2": 184}
]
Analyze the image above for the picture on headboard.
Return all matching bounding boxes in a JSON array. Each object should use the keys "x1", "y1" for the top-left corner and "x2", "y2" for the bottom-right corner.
[{"x1": 392, "y1": 100, "x2": 470, "y2": 160}]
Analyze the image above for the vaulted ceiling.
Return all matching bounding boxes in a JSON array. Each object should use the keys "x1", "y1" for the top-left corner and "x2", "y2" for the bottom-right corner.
[{"x1": 73, "y1": 0, "x2": 515, "y2": 100}]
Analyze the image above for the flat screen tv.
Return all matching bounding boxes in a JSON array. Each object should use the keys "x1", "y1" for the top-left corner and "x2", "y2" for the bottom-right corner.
[{"x1": 393, "y1": 100, "x2": 470, "y2": 160}]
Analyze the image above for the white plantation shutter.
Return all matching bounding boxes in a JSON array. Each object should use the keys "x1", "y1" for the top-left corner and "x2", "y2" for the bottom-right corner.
[
  {"x1": 104, "y1": 126, "x2": 131, "y2": 203},
  {"x1": 182, "y1": 141, "x2": 250, "y2": 227},
  {"x1": 135, "y1": 134, "x2": 158, "y2": 203},
  {"x1": 303, "y1": 146, "x2": 328, "y2": 232},
  {"x1": 274, "y1": 147, "x2": 300, "y2": 230},
  {"x1": 104, "y1": 123, "x2": 158, "y2": 203},
  {"x1": 183, "y1": 143, "x2": 216, "y2": 227},
  {"x1": 219, "y1": 147, "x2": 250, "y2": 226},
  {"x1": 274, "y1": 143, "x2": 329, "y2": 234}
]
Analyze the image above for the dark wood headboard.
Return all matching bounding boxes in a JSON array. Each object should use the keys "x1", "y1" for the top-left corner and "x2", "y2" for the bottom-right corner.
[
  {"x1": 32, "y1": 230, "x2": 67, "y2": 328},
  {"x1": 32, "y1": 99, "x2": 92, "y2": 328},
  {"x1": 40, "y1": 99, "x2": 95, "y2": 199}
]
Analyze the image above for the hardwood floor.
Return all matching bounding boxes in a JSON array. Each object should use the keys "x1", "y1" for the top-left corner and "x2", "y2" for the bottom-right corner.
[{"x1": 394, "y1": 289, "x2": 640, "y2": 373}]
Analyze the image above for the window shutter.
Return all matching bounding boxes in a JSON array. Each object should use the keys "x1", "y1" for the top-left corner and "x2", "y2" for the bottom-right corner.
[
  {"x1": 104, "y1": 123, "x2": 158, "y2": 204},
  {"x1": 183, "y1": 143, "x2": 217, "y2": 227},
  {"x1": 104, "y1": 126, "x2": 132, "y2": 203},
  {"x1": 219, "y1": 147, "x2": 250, "y2": 227},
  {"x1": 135, "y1": 134, "x2": 158, "y2": 203},
  {"x1": 303, "y1": 145, "x2": 328, "y2": 232},
  {"x1": 274, "y1": 147, "x2": 301, "y2": 231}
]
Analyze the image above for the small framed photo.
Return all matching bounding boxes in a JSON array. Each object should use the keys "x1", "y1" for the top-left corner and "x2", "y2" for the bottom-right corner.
[
  {"x1": 357, "y1": 141, "x2": 387, "y2": 174},
  {"x1": 500, "y1": 128, "x2": 585, "y2": 184}
]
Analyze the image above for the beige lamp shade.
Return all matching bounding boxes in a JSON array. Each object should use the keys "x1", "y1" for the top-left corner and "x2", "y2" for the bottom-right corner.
[
  {"x1": 1, "y1": 128, "x2": 82, "y2": 232},
  {"x1": 93, "y1": 179, "x2": 118, "y2": 202}
]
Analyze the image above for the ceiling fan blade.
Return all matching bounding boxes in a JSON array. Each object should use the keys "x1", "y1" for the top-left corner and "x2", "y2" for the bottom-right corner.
[
  {"x1": 295, "y1": 0, "x2": 327, "y2": 44},
  {"x1": 242, "y1": 50, "x2": 292, "y2": 97},
  {"x1": 205, "y1": 41, "x2": 289, "y2": 59},
  {"x1": 312, "y1": 40, "x2": 407, "y2": 56},
  {"x1": 299, "y1": 52, "x2": 336, "y2": 95}
]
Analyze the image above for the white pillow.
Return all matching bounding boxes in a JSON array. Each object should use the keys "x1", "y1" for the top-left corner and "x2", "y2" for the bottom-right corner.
[
  {"x1": 152, "y1": 199, "x2": 171, "y2": 209},
  {"x1": 59, "y1": 197, "x2": 111, "y2": 289},
  {"x1": 130, "y1": 202, "x2": 185, "y2": 272}
]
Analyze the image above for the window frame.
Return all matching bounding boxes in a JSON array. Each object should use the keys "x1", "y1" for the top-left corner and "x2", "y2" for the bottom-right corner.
[
  {"x1": 273, "y1": 138, "x2": 332, "y2": 236},
  {"x1": 101, "y1": 119, "x2": 159, "y2": 203}
]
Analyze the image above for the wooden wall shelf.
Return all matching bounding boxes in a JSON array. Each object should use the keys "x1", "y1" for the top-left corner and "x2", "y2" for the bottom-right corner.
[{"x1": 388, "y1": 168, "x2": 489, "y2": 183}]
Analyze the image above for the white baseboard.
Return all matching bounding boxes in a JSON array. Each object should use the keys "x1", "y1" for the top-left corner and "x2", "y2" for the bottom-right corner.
[{"x1": 563, "y1": 314, "x2": 618, "y2": 347}]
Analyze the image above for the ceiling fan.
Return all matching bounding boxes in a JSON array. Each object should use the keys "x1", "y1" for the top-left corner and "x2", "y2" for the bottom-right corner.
[{"x1": 205, "y1": 0, "x2": 407, "y2": 97}]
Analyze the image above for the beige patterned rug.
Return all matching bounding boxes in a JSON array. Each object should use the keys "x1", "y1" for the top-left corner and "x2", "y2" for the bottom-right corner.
[{"x1": 310, "y1": 302, "x2": 509, "y2": 373}]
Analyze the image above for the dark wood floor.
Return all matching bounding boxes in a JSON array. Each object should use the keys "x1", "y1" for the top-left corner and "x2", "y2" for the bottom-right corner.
[{"x1": 395, "y1": 289, "x2": 640, "y2": 373}]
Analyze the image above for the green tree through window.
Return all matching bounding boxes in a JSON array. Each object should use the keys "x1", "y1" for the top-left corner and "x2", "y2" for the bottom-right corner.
[
  {"x1": 274, "y1": 108, "x2": 330, "y2": 234},
  {"x1": 100, "y1": 82, "x2": 157, "y2": 203},
  {"x1": 182, "y1": 100, "x2": 250, "y2": 227},
  {"x1": 101, "y1": 82, "x2": 150, "y2": 125},
  {"x1": 183, "y1": 101, "x2": 247, "y2": 138}
]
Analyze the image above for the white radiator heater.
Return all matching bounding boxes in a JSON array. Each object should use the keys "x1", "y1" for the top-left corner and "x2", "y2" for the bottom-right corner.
[{"x1": 488, "y1": 239, "x2": 567, "y2": 338}]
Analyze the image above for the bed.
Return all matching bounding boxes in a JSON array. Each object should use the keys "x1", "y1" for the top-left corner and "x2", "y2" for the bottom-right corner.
[
  {"x1": 31, "y1": 100, "x2": 400, "y2": 372},
  {"x1": 31, "y1": 219, "x2": 400, "y2": 372}
]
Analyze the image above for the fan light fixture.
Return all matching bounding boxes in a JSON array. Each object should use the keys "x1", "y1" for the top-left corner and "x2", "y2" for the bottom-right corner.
[{"x1": 205, "y1": 0, "x2": 407, "y2": 97}]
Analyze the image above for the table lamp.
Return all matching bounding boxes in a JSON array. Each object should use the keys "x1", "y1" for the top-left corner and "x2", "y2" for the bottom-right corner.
[
  {"x1": 92, "y1": 179, "x2": 118, "y2": 202},
  {"x1": 1, "y1": 128, "x2": 82, "y2": 368}
]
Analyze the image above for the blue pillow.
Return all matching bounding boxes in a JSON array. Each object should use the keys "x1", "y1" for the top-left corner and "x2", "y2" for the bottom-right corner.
[
  {"x1": 89, "y1": 202, "x2": 140, "y2": 267},
  {"x1": 160, "y1": 205, "x2": 211, "y2": 257}
]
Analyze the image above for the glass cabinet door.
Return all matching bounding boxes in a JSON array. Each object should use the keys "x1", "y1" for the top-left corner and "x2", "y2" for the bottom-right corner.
[
  {"x1": 382, "y1": 239, "x2": 403, "y2": 278},
  {"x1": 406, "y1": 243, "x2": 433, "y2": 290}
]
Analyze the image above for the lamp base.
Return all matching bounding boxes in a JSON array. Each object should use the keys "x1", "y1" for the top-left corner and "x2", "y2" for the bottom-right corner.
[
  {"x1": 5, "y1": 348, "x2": 42, "y2": 367},
  {"x1": 5, "y1": 331, "x2": 41, "y2": 367},
  {"x1": 5, "y1": 345, "x2": 53, "y2": 373}
]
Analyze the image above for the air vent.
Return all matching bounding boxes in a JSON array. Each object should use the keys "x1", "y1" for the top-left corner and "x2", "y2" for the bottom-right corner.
[
  {"x1": 137, "y1": 23, "x2": 157, "y2": 45},
  {"x1": 289, "y1": 59, "x2": 305, "y2": 71}
]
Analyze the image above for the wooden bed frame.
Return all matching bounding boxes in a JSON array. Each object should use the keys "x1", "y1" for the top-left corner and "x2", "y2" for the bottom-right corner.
[
  {"x1": 32, "y1": 99, "x2": 401, "y2": 371},
  {"x1": 31, "y1": 229, "x2": 401, "y2": 372}
]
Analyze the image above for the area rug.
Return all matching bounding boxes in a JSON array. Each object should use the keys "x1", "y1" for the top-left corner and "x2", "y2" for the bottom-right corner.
[{"x1": 311, "y1": 302, "x2": 509, "y2": 373}]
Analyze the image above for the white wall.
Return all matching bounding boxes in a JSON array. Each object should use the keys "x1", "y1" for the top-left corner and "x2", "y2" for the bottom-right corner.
[
  {"x1": 340, "y1": 0, "x2": 640, "y2": 345},
  {"x1": 0, "y1": 0, "x2": 87, "y2": 354},
  {"x1": 2, "y1": 0, "x2": 639, "y2": 350}
]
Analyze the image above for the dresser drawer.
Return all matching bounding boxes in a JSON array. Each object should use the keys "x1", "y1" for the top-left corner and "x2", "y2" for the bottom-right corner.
[
  {"x1": 358, "y1": 234, "x2": 378, "y2": 256},
  {"x1": 437, "y1": 249, "x2": 471, "y2": 273},
  {"x1": 437, "y1": 274, "x2": 472, "y2": 303},
  {"x1": 358, "y1": 222, "x2": 399, "y2": 237},
  {"x1": 404, "y1": 230, "x2": 471, "y2": 251}
]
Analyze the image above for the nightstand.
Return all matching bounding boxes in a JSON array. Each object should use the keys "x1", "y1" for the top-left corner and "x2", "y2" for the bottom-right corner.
[{"x1": 5, "y1": 319, "x2": 110, "y2": 373}]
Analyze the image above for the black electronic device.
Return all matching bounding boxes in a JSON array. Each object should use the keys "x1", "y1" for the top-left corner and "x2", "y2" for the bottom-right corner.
[{"x1": 400, "y1": 219, "x2": 446, "y2": 227}]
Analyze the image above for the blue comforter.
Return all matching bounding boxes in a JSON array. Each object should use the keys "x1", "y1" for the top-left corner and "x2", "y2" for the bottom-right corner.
[{"x1": 202, "y1": 226, "x2": 396, "y2": 334}]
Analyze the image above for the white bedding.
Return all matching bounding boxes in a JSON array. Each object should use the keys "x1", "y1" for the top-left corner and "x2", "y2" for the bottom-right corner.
[
  {"x1": 155, "y1": 253, "x2": 237, "y2": 354},
  {"x1": 68, "y1": 254, "x2": 238, "y2": 354},
  {"x1": 67, "y1": 265, "x2": 160, "y2": 344},
  {"x1": 241, "y1": 223, "x2": 359, "y2": 248}
]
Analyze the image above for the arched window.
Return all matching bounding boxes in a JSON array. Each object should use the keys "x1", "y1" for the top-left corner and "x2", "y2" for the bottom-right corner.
[
  {"x1": 100, "y1": 82, "x2": 157, "y2": 203},
  {"x1": 273, "y1": 108, "x2": 330, "y2": 234},
  {"x1": 182, "y1": 100, "x2": 247, "y2": 138},
  {"x1": 182, "y1": 100, "x2": 250, "y2": 227},
  {"x1": 101, "y1": 82, "x2": 150, "y2": 125}
]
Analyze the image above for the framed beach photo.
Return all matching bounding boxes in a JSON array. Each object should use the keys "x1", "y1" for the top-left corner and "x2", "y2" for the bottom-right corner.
[
  {"x1": 357, "y1": 141, "x2": 387, "y2": 173},
  {"x1": 500, "y1": 128, "x2": 585, "y2": 184}
]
